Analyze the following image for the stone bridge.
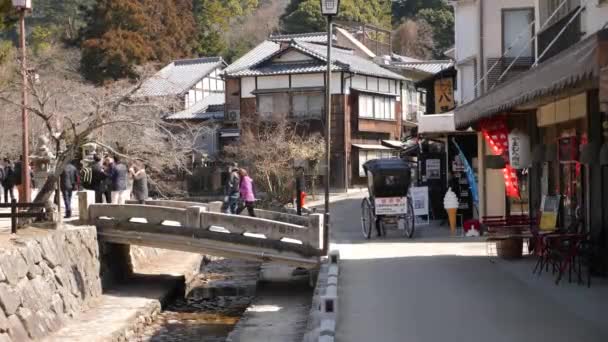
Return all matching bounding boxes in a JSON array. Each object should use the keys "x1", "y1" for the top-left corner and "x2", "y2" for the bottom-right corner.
[{"x1": 79, "y1": 195, "x2": 325, "y2": 268}]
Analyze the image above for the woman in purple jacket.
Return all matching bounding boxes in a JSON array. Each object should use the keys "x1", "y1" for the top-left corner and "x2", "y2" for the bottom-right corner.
[{"x1": 237, "y1": 168, "x2": 256, "y2": 217}]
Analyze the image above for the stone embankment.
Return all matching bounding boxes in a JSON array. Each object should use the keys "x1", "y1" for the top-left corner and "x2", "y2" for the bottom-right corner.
[{"x1": 0, "y1": 228, "x2": 102, "y2": 341}]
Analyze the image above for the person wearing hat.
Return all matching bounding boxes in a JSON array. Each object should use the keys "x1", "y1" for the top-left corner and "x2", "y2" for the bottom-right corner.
[{"x1": 224, "y1": 163, "x2": 240, "y2": 214}]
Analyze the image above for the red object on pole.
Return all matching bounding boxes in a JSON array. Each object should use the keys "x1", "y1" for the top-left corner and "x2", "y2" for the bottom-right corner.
[
  {"x1": 300, "y1": 192, "x2": 307, "y2": 208},
  {"x1": 19, "y1": 9, "x2": 30, "y2": 203}
]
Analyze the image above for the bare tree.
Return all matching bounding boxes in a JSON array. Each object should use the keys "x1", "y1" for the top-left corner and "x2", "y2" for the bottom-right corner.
[
  {"x1": 224, "y1": 117, "x2": 324, "y2": 205},
  {"x1": 0, "y1": 46, "x2": 209, "y2": 209},
  {"x1": 393, "y1": 18, "x2": 435, "y2": 60}
]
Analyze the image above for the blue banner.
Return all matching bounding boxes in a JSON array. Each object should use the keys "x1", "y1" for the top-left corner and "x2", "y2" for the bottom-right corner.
[{"x1": 451, "y1": 138, "x2": 479, "y2": 207}]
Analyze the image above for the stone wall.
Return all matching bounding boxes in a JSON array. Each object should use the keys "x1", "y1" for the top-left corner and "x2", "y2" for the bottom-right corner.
[{"x1": 0, "y1": 227, "x2": 102, "y2": 341}]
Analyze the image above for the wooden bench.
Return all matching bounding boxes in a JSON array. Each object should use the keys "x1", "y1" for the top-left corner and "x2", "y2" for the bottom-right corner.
[{"x1": 483, "y1": 215, "x2": 537, "y2": 258}]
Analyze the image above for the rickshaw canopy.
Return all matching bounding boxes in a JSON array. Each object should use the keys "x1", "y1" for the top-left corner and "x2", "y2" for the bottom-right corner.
[{"x1": 363, "y1": 159, "x2": 412, "y2": 198}]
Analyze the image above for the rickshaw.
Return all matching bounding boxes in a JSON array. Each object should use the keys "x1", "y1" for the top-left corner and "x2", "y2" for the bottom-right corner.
[{"x1": 361, "y1": 159, "x2": 415, "y2": 239}]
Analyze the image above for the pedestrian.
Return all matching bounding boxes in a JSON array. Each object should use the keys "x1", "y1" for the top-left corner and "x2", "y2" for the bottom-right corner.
[
  {"x1": 110, "y1": 155, "x2": 129, "y2": 205},
  {"x1": 224, "y1": 163, "x2": 240, "y2": 214},
  {"x1": 101, "y1": 157, "x2": 113, "y2": 203},
  {"x1": 237, "y1": 168, "x2": 256, "y2": 217},
  {"x1": 91, "y1": 155, "x2": 107, "y2": 204},
  {"x1": 60, "y1": 160, "x2": 79, "y2": 218},
  {"x1": 1, "y1": 158, "x2": 15, "y2": 203},
  {"x1": 129, "y1": 160, "x2": 148, "y2": 204}
]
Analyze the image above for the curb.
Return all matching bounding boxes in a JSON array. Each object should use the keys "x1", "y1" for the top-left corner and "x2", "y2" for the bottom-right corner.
[{"x1": 302, "y1": 250, "x2": 340, "y2": 342}]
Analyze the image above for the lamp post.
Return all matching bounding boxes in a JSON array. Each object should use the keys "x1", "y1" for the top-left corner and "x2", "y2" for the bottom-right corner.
[
  {"x1": 320, "y1": 0, "x2": 339, "y2": 255},
  {"x1": 12, "y1": 0, "x2": 32, "y2": 203}
]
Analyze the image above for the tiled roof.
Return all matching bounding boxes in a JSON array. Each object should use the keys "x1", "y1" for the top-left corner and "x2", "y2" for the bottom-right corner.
[
  {"x1": 225, "y1": 40, "x2": 405, "y2": 81},
  {"x1": 269, "y1": 32, "x2": 328, "y2": 43},
  {"x1": 391, "y1": 53, "x2": 422, "y2": 63},
  {"x1": 164, "y1": 93, "x2": 225, "y2": 120},
  {"x1": 296, "y1": 41, "x2": 405, "y2": 80},
  {"x1": 390, "y1": 60, "x2": 454, "y2": 75},
  {"x1": 223, "y1": 40, "x2": 280, "y2": 75},
  {"x1": 138, "y1": 57, "x2": 225, "y2": 97},
  {"x1": 229, "y1": 62, "x2": 340, "y2": 76}
]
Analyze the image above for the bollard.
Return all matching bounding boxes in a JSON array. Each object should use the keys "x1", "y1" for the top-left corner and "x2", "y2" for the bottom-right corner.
[
  {"x1": 10, "y1": 199, "x2": 17, "y2": 234},
  {"x1": 329, "y1": 250, "x2": 340, "y2": 264}
]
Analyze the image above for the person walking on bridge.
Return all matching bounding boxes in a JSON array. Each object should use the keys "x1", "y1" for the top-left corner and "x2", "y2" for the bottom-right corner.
[
  {"x1": 237, "y1": 168, "x2": 256, "y2": 217},
  {"x1": 224, "y1": 163, "x2": 240, "y2": 214},
  {"x1": 1, "y1": 158, "x2": 15, "y2": 203},
  {"x1": 60, "y1": 160, "x2": 79, "y2": 218},
  {"x1": 110, "y1": 155, "x2": 129, "y2": 205},
  {"x1": 129, "y1": 160, "x2": 148, "y2": 204}
]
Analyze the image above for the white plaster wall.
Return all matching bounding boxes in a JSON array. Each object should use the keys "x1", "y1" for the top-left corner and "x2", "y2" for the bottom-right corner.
[
  {"x1": 257, "y1": 75, "x2": 290, "y2": 89},
  {"x1": 291, "y1": 73, "x2": 324, "y2": 88},
  {"x1": 482, "y1": 0, "x2": 536, "y2": 58},
  {"x1": 331, "y1": 73, "x2": 342, "y2": 94},
  {"x1": 274, "y1": 50, "x2": 314, "y2": 62},
  {"x1": 459, "y1": 63, "x2": 477, "y2": 104},
  {"x1": 351, "y1": 75, "x2": 366, "y2": 89},
  {"x1": 454, "y1": 2, "x2": 479, "y2": 62},
  {"x1": 366, "y1": 76, "x2": 379, "y2": 91},
  {"x1": 241, "y1": 77, "x2": 256, "y2": 98},
  {"x1": 583, "y1": 0, "x2": 608, "y2": 36},
  {"x1": 378, "y1": 78, "x2": 390, "y2": 93}
]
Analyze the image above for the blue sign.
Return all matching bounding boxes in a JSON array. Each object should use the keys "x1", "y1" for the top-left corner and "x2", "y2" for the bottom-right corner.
[{"x1": 451, "y1": 138, "x2": 479, "y2": 208}]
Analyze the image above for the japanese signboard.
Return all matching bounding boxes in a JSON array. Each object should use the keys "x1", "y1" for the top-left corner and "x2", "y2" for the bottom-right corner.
[
  {"x1": 426, "y1": 159, "x2": 441, "y2": 179},
  {"x1": 434, "y1": 78, "x2": 455, "y2": 113},
  {"x1": 508, "y1": 129, "x2": 531, "y2": 169},
  {"x1": 410, "y1": 187, "x2": 429, "y2": 217},
  {"x1": 374, "y1": 197, "x2": 408, "y2": 215}
]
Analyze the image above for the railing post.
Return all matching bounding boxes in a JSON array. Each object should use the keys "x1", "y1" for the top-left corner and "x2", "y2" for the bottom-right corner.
[
  {"x1": 11, "y1": 199, "x2": 17, "y2": 234},
  {"x1": 78, "y1": 190, "x2": 95, "y2": 223},
  {"x1": 308, "y1": 213, "x2": 324, "y2": 251},
  {"x1": 186, "y1": 206, "x2": 204, "y2": 228},
  {"x1": 207, "y1": 201, "x2": 223, "y2": 213}
]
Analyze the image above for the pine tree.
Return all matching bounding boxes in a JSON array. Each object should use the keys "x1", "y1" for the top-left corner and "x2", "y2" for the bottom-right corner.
[{"x1": 80, "y1": 0, "x2": 196, "y2": 83}]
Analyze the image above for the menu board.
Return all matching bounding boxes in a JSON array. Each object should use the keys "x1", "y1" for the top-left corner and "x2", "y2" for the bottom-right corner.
[{"x1": 539, "y1": 195, "x2": 560, "y2": 231}]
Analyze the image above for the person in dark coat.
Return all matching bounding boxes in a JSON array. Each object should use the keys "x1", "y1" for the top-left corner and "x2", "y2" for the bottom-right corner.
[
  {"x1": 110, "y1": 155, "x2": 129, "y2": 204},
  {"x1": 60, "y1": 161, "x2": 79, "y2": 218},
  {"x1": 1, "y1": 158, "x2": 15, "y2": 203},
  {"x1": 224, "y1": 163, "x2": 240, "y2": 214},
  {"x1": 91, "y1": 155, "x2": 108, "y2": 203}
]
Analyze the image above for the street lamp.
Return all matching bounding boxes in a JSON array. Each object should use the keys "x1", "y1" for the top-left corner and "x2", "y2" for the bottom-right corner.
[
  {"x1": 320, "y1": 0, "x2": 339, "y2": 255},
  {"x1": 12, "y1": 0, "x2": 32, "y2": 203}
]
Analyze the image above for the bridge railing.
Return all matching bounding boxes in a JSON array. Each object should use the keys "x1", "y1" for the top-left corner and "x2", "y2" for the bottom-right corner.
[{"x1": 80, "y1": 192, "x2": 324, "y2": 259}]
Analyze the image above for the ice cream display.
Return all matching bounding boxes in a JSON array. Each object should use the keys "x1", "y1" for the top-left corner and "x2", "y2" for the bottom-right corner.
[{"x1": 444, "y1": 187, "x2": 459, "y2": 234}]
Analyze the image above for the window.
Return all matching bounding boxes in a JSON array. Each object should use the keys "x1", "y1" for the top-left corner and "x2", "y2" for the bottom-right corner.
[
  {"x1": 503, "y1": 9, "x2": 534, "y2": 58},
  {"x1": 257, "y1": 93, "x2": 289, "y2": 119},
  {"x1": 293, "y1": 93, "x2": 324, "y2": 118},
  {"x1": 358, "y1": 94, "x2": 395, "y2": 120}
]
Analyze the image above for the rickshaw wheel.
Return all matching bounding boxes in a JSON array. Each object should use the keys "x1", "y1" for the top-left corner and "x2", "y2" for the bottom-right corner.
[
  {"x1": 401, "y1": 199, "x2": 415, "y2": 238},
  {"x1": 361, "y1": 198, "x2": 374, "y2": 239}
]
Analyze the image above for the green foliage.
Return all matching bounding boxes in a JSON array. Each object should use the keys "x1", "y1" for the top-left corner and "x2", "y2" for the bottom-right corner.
[
  {"x1": 0, "y1": 39, "x2": 12, "y2": 65},
  {"x1": 31, "y1": 26, "x2": 57, "y2": 55},
  {"x1": 281, "y1": 0, "x2": 392, "y2": 33},
  {"x1": 392, "y1": 0, "x2": 454, "y2": 58},
  {"x1": 80, "y1": 0, "x2": 196, "y2": 83},
  {"x1": 0, "y1": 0, "x2": 16, "y2": 32},
  {"x1": 34, "y1": 0, "x2": 95, "y2": 43},
  {"x1": 194, "y1": 0, "x2": 259, "y2": 57}
]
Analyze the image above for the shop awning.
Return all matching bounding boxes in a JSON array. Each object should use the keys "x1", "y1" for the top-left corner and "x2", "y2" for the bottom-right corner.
[
  {"x1": 454, "y1": 29, "x2": 607, "y2": 129},
  {"x1": 381, "y1": 140, "x2": 404, "y2": 149},
  {"x1": 352, "y1": 144, "x2": 392, "y2": 150}
]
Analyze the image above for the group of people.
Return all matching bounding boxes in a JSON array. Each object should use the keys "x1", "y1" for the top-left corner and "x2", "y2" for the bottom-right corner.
[
  {"x1": 224, "y1": 163, "x2": 256, "y2": 217},
  {"x1": 60, "y1": 154, "x2": 148, "y2": 218},
  {"x1": 0, "y1": 157, "x2": 34, "y2": 203}
]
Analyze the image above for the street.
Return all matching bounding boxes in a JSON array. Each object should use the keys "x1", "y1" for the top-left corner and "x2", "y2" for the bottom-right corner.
[{"x1": 330, "y1": 195, "x2": 608, "y2": 342}]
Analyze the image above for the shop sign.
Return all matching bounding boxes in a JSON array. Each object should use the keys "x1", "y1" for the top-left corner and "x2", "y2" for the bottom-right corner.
[
  {"x1": 410, "y1": 186, "x2": 429, "y2": 217},
  {"x1": 508, "y1": 129, "x2": 531, "y2": 169},
  {"x1": 434, "y1": 78, "x2": 455, "y2": 113},
  {"x1": 374, "y1": 197, "x2": 408, "y2": 215},
  {"x1": 426, "y1": 159, "x2": 441, "y2": 179}
]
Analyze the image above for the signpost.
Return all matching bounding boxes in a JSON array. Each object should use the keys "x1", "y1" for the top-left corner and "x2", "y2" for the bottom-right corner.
[{"x1": 410, "y1": 186, "x2": 430, "y2": 225}]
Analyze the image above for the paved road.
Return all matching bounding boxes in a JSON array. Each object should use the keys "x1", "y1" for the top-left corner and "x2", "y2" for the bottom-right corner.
[{"x1": 331, "y1": 195, "x2": 608, "y2": 342}]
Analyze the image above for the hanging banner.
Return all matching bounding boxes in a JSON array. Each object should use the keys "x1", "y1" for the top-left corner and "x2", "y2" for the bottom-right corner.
[
  {"x1": 481, "y1": 116, "x2": 520, "y2": 198},
  {"x1": 508, "y1": 129, "x2": 531, "y2": 169},
  {"x1": 451, "y1": 138, "x2": 479, "y2": 207}
]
